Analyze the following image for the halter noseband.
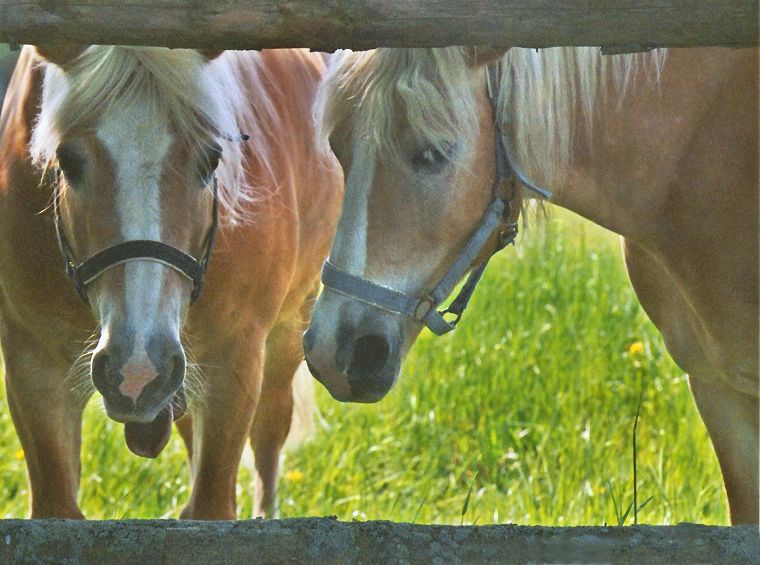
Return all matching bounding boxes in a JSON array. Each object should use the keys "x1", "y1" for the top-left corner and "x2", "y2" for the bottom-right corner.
[
  {"x1": 320, "y1": 63, "x2": 532, "y2": 336},
  {"x1": 53, "y1": 176, "x2": 219, "y2": 304}
]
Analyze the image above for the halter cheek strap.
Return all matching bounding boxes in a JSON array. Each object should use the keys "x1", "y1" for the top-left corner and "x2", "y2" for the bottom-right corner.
[
  {"x1": 53, "y1": 177, "x2": 219, "y2": 304},
  {"x1": 321, "y1": 198, "x2": 517, "y2": 335}
]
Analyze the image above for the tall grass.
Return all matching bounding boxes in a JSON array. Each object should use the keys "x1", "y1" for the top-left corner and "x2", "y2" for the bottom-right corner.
[{"x1": 0, "y1": 210, "x2": 726, "y2": 523}]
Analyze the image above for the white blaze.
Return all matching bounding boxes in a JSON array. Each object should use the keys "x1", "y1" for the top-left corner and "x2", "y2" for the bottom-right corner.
[
  {"x1": 96, "y1": 102, "x2": 171, "y2": 349},
  {"x1": 328, "y1": 139, "x2": 375, "y2": 276}
]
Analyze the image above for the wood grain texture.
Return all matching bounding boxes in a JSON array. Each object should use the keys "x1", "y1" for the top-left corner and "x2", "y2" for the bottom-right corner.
[
  {"x1": 1, "y1": 520, "x2": 758, "y2": 564},
  {"x1": 0, "y1": 1, "x2": 758, "y2": 50}
]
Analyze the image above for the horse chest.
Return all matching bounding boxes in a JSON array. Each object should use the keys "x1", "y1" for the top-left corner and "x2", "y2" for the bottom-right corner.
[{"x1": 623, "y1": 238, "x2": 758, "y2": 396}]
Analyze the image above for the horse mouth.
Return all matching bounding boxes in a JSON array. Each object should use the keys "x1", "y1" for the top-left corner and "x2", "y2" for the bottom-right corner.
[
  {"x1": 123, "y1": 388, "x2": 187, "y2": 459},
  {"x1": 124, "y1": 404, "x2": 173, "y2": 458}
]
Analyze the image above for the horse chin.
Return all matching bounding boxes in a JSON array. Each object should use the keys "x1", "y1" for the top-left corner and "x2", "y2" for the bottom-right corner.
[
  {"x1": 121, "y1": 387, "x2": 186, "y2": 458},
  {"x1": 101, "y1": 386, "x2": 187, "y2": 458},
  {"x1": 124, "y1": 404, "x2": 174, "y2": 459},
  {"x1": 343, "y1": 386, "x2": 395, "y2": 404},
  {"x1": 305, "y1": 353, "x2": 400, "y2": 404}
]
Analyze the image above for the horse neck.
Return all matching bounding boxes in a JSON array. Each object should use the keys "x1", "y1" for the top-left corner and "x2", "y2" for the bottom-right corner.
[
  {"x1": 547, "y1": 48, "x2": 757, "y2": 244},
  {"x1": 0, "y1": 48, "x2": 48, "y2": 211}
]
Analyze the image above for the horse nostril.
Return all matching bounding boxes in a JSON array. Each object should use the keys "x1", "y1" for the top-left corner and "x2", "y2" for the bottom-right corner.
[
  {"x1": 169, "y1": 352, "x2": 185, "y2": 387},
  {"x1": 350, "y1": 334, "x2": 391, "y2": 375},
  {"x1": 303, "y1": 324, "x2": 317, "y2": 354},
  {"x1": 90, "y1": 350, "x2": 112, "y2": 394}
]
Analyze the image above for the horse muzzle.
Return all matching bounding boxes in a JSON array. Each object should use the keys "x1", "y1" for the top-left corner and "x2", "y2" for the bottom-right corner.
[
  {"x1": 304, "y1": 292, "x2": 403, "y2": 403},
  {"x1": 91, "y1": 335, "x2": 187, "y2": 458}
]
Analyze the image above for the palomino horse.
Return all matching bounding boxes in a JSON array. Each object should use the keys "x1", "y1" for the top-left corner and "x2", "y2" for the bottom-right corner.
[
  {"x1": 0, "y1": 45, "x2": 341, "y2": 519},
  {"x1": 304, "y1": 47, "x2": 758, "y2": 524}
]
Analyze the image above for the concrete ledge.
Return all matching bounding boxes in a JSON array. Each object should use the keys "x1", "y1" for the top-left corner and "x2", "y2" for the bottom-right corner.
[{"x1": 0, "y1": 519, "x2": 757, "y2": 564}]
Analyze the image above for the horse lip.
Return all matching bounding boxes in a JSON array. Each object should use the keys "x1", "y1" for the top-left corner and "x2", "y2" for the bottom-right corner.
[
  {"x1": 346, "y1": 390, "x2": 388, "y2": 404},
  {"x1": 323, "y1": 386, "x2": 354, "y2": 403},
  {"x1": 305, "y1": 357, "x2": 353, "y2": 402},
  {"x1": 305, "y1": 357, "x2": 326, "y2": 385},
  {"x1": 305, "y1": 360, "x2": 389, "y2": 403},
  {"x1": 102, "y1": 398, "x2": 167, "y2": 424}
]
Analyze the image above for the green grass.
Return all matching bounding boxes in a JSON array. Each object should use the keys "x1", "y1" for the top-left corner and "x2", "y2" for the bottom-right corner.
[{"x1": 0, "y1": 208, "x2": 726, "y2": 524}]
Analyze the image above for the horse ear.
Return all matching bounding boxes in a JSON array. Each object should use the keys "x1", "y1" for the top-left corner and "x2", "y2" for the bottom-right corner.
[
  {"x1": 198, "y1": 50, "x2": 224, "y2": 62},
  {"x1": 467, "y1": 46, "x2": 510, "y2": 67},
  {"x1": 34, "y1": 44, "x2": 87, "y2": 67}
]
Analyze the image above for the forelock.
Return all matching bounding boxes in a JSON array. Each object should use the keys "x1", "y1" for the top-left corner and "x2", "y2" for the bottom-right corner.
[{"x1": 316, "y1": 47, "x2": 479, "y2": 168}]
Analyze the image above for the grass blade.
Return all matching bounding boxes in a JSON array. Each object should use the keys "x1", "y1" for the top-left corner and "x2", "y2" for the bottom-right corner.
[
  {"x1": 633, "y1": 388, "x2": 643, "y2": 524},
  {"x1": 411, "y1": 493, "x2": 429, "y2": 524},
  {"x1": 460, "y1": 472, "x2": 479, "y2": 525}
]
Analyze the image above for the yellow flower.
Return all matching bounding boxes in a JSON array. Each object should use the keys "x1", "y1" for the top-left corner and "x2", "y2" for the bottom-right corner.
[
  {"x1": 14, "y1": 449, "x2": 24, "y2": 461},
  {"x1": 628, "y1": 342, "x2": 644, "y2": 356},
  {"x1": 285, "y1": 470, "x2": 304, "y2": 483}
]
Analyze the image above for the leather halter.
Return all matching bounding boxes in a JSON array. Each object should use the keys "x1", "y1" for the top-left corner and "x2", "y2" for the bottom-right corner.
[
  {"x1": 53, "y1": 175, "x2": 219, "y2": 304},
  {"x1": 320, "y1": 63, "x2": 534, "y2": 336}
]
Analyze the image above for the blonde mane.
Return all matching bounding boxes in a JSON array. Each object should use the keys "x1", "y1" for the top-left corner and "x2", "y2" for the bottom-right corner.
[
  {"x1": 316, "y1": 48, "x2": 479, "y2": 167},
  {"x1": 317, "y1": 47, "x2": 667, "y2": 190},
  {"x1": 30, "y1": 46, "x2": 282, "y2": 224}
]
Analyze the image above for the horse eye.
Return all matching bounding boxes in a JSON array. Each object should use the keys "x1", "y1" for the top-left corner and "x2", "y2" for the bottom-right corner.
[
  {"x1": 410, "y1": 145, "x2": 451, "y2": 173},
  {"x1": 198, "y1": 144, "x2": 222, "y2": 184},
  {"x1": 55, "y1": 144, "x2": 85, "y2": 185}
]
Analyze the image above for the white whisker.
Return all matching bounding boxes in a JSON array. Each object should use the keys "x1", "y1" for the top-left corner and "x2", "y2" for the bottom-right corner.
[
  {"x1": 64, "y1": 331, "x2": 99, "y2": 406},
  {"x1": 180, "y1": 334, "x2": 210, "y2": 409}
]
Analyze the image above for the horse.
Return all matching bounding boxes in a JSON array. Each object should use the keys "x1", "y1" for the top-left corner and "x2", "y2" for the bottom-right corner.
[
  {"x1": 0, "y1": 45, "x2": 342, "y2": 519},
  {"x1": 303, "y1": 46, "x2": 758, "y2": 524}
]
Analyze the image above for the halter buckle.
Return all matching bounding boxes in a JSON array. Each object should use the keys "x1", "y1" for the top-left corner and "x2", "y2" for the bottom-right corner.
[
  {"x1": 413, "y1": 295, "x2": 437, "y2": 322},
  {"x1": 498, "y1": 222, "x2": 519, "y2": 249}
]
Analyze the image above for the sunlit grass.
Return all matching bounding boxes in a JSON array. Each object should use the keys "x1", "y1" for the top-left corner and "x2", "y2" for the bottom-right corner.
[{"x1": 0, "y1": 208, "x2": 726, "y2": 524}]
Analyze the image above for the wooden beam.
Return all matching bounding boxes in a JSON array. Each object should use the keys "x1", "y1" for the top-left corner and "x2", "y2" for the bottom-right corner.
[
  {"x1": 0, "y1": 1, "x2": 757, "y2": 51},
  {"x1": 1, "y1": 519, "x2": 758, "y2": 563}
]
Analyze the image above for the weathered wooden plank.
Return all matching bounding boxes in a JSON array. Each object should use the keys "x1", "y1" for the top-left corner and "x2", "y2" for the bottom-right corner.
[
  {"x1": 1, "y1": 519, "x2": 758, "y2": 564},
  {"x1": 0, "y1": 1, "x2": 757, "y2": 51}
]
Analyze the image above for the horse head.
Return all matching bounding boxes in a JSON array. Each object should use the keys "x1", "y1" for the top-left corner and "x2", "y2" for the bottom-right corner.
[
  {"x1": 304, "y1": 47, "x2": 519, "y2": 403},
  {"x1": 32, "y1": 45, "x2": 239, "y2": 456}
]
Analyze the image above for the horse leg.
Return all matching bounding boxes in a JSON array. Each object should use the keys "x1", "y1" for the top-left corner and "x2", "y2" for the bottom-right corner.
[
  {"x1": 175, "y1": 414, "x2": 194, "y2": 467},
  {"x1": 689, "y1": 375, "x2": 759, "y2": 524},
  {"x1": 623, "y1": 240, "x2": 759, "y2": 523},
  {"x1": 179, "y1": 334, "x2": 264, "y2": 520},
  {"x1": 250, "y1": 320, "x2": 304, "y2": 518},
  {"x1": 1, "y1": 321, "x2": 86, "y2": 518}
]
